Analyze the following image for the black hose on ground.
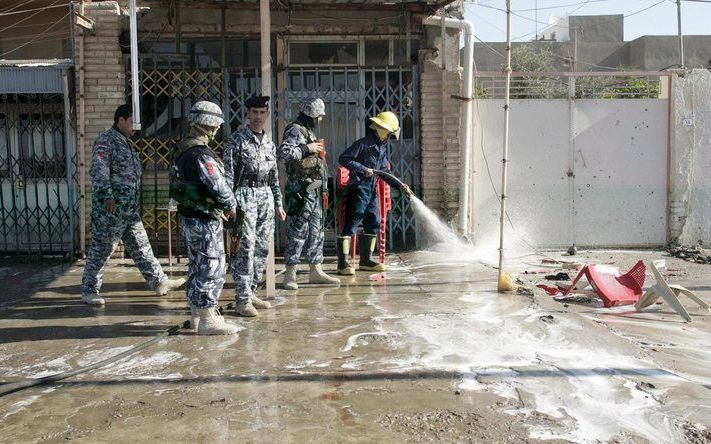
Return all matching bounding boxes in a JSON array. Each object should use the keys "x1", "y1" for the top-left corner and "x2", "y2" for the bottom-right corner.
[{"x1": 0, "y1": 270, "x2": 284, "y2": 398}]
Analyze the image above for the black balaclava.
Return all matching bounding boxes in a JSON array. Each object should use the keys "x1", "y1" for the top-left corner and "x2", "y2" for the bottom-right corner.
[{"x1": 296, "y1": 112, "x2": 316, "y2": 132}]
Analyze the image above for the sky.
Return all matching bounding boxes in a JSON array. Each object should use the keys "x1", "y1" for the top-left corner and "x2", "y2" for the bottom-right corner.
[{"x1": 464, "y1": 0, "x2": 711, "y2": 42}]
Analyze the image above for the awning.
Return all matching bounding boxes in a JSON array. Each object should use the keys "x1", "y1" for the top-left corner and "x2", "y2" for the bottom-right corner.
[{"x1": 0, "y1": 59, "x2": 73, "y2": 94}]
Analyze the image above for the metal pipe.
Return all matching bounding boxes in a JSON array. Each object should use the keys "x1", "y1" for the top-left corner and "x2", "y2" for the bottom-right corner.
[
  {"x1": 676, "y1": 0, "x2": 684, "y2": 68},
  {"x1": 497, "y1": 0, "x2": 513, "y2": 286},
  {"x1": 422, "y1": 15, "x2": 474, "y2": 237},
  {"x1": 129, "y1": 0, "x2": 141, "y2": 130}
]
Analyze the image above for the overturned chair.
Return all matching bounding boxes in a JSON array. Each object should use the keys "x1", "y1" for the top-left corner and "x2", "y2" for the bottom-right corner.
[
  {"x1": 563, "y1": 260, "x2": 646, "y2": 307},
  {"x1": 635, "y1": 261, "x2": 711, "y2": 323}
]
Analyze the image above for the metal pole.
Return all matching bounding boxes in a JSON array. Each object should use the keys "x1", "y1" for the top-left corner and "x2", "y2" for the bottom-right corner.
[
  {"x1": 78, "y1": 0, "x2": 87, "y2": 255},
  {"x1": 260, "y1": 0, "x2": 276, "y2": 298},
  {"x1": 497, "y1": 0, "x2": 513, "y2": 289},
  {"x1": 676, "y1": 0, "x2": 684, "y2": 68},
  {"x1": 129, "y1": 0, "x2": 141, "y2": 130}
]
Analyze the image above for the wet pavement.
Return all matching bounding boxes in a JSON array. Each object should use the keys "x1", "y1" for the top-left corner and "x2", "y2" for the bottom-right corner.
[{"x1": 0, "y1": 251, "x2": 710, "y2": 443}]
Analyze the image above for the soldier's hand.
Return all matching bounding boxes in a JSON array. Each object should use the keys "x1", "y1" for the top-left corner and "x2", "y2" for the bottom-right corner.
[
  {"x1": 306, "y1": 142, "x2": 323, "y2": 154},
  {"x1": 277, "y1": 208, "x2": 287, "y2": 221},
  {"x1": 104, "y1": 198, "x2": 116, "y2": 214},
  {"x1": 364, "y1": 168, "x2": 374, "y2": 177},
  {"x1": 402, "y1": 184, "x2": 413, "y2": 197},
  {"x1": 224, "y1": 208, "x2": 238, "y2": 221}
]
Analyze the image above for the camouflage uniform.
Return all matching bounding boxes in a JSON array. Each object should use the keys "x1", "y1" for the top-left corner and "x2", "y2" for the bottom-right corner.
[
  {"x1": 278, "y1": 122, "x2": 325, "y2": 266},
  {"x1": 223, "y1": 127, "x2": 283, "y2": 304},
  {"x1": 173, "y1": 135, "x2": 237, "y2": 309},
  {"x1": 81, "y1": 126, "x2": 166, "y2": 297}
]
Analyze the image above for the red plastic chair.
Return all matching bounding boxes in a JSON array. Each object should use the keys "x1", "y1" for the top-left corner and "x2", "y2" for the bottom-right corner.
[
  {"x1": 335, "y1": 166, "x2": 390, "y2": 262},
  {"x1": 563, "y1": 260, "x2": 646, "y2": 307}
]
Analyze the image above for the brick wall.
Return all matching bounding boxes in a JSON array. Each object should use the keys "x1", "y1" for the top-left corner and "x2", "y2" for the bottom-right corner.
[
  {"x1": 74, "y1": 2, "x2": 125, "y2": 253},
  {"x1": 419, "y1": 60, "x2": 463, "y2": 226}
]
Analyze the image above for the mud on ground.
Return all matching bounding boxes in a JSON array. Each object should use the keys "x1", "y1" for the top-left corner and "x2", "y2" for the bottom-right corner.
[{"x1": 0, "y1": 250, "x2": 709, "y2": 443}]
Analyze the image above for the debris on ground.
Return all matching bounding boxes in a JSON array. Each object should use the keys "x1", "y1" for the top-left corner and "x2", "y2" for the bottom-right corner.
[
  {"x1": 536, "y1": 284, "x2": 561, "y2": 296},
  {"x1": 544, "y1": 272, "x2": 570, "y2": 281},
  {"x1": 667, "y1": 245, "x2": 711, "y2": 264},
  {"x1": 516, "y1": 286, "x2": 534, "y2": 296}
]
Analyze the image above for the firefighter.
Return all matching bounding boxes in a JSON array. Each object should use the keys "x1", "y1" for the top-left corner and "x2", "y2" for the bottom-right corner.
[{"x1": 337, "y1": 111, "x2": 412, "y2": 275}]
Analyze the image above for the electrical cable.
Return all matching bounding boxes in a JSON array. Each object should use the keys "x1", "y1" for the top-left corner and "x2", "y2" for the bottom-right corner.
[
  {"x1": 0, "y1": 0, "x2": 65, "y2": 34},
  {"x1": 0, "y1": 0, "x2": 37, "y2": 14},
  {"x1": 0, "y1": 12, "x2": 70, "y2": 58},
  {"x1": 478, "y1": 0, "x2": 668, "y2": 33},
  {"x1": 0, "y1": 2, "x2": 70, "y2": 16}
]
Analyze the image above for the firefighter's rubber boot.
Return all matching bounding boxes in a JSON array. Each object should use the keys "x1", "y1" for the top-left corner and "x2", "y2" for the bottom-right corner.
[
  {"x1": 251, "y1": 295, "x2": 272, "y2": 309},
  {"x1": 197, "y1": 307, "x2": 240, "y2": 335},
  {"x1": 82, "y1": 293, "x2": 105, "y2": 306},
  {"x1": 235, "y1": 302, "x2": 258, "y2": 317},
  {"x1": 156, "y1": 277, "x2": 186, "y2": 296},
  {"x1": 359, "y1": 233, "x2": 385, "y2": 272},
  {"x1": 309, "y1": 263, "x2": 341, "y2": 286},
  {"x1": 337, "y1": 236, "x2": 355, "y2": 275},
  {"x1": 282, "y1": 264, "x2": 298, "y2": 290}
]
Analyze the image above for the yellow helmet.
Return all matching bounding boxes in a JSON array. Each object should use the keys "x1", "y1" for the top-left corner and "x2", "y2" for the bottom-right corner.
[{"x1": 369, "y1": 111, "x2": 401, "y2": 140}]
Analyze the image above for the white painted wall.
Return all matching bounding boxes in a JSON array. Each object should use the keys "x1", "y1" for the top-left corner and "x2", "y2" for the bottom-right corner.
[{"x1": 472, "y1": 98, "x2": 669, "y2": 248}]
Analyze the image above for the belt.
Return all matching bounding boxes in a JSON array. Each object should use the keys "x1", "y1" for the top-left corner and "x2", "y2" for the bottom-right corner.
[{"x1": 237, "y1": 179, "x2": 270, "y2": 187}]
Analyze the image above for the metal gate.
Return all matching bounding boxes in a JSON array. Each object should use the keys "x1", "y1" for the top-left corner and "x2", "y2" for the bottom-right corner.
[
  {"x1": 135, "y1": 59, "x2": 419, "y2": 252},
  {"x1": 0, "y1": 79, "x2": 77, "y2": 254}
]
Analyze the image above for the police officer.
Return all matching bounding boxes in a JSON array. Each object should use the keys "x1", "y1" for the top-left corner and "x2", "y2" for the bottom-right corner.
[
  {"x1": 170, "y1": 101, "x2": 240, "y2": 335},
  {"x1": 278, "y1": 98, "x2": 341, "y2": 290},
  {"x1": 81, "y1": 104, "x2": 184, "y2": 305},
  {"x1": 337, "y1": 111, "x2": 413, "y2": 275},
  {"x1": 223, "y1": 96, "x2": 286, "y2": 317}
]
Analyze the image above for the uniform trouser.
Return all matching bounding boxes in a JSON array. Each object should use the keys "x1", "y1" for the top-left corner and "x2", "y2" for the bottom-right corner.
[
  {"x1": 340, "y1": 183, "x2": 380, "y2": 237},
  {"x1": 81, "y1": 200, "x2": 166, "y2": 296},
  {"x1": 231, "y1": 187, "x2": 275, "y2": 304},
  {"x1": 180, "y1": 216, "x2": 226, "y2": 309},
  {"x1": 284, "y1": 189, "x2": 324, "y2": 266}
]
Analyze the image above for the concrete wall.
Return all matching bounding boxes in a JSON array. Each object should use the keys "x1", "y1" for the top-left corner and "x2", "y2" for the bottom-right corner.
[
  {"x1": 630, "y1": 36, "x2": 711, "y2": 70},
  {"x1": 472, "y1": 98, "x2": 669, "y2": 248},
  {"x1": 670, "y1": 69, "x2": 711, "y2": 246}
]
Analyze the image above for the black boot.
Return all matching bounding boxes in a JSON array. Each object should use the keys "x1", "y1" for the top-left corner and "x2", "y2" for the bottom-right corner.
[
  {"x1": 359, "y1": 233, "x2": 385, "y2": 271},
  {"x1": 336, "y1": 236, "x2": 355, "y2": 275}
]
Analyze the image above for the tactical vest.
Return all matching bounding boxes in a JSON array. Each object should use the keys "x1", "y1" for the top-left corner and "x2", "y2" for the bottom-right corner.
[
  {"x1": 285, "y1": 123, "x2": 325, "y2": 181},
  {"x1": 170, "y1": 144, "x2": 224, "y2": 220}
]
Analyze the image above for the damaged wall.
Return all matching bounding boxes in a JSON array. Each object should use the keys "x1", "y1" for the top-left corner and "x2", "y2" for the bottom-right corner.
[
  {"x1": 671, "y1": 69, "x2": 711, "y2": 246},
  {"x1": 472, "y1": 98, "x2": 669, "y2": 248}
]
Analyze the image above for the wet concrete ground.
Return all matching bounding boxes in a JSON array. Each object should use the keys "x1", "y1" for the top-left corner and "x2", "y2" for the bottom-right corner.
[{"x1": 0, "y1": 250, "x2": 710, "y2": 443}]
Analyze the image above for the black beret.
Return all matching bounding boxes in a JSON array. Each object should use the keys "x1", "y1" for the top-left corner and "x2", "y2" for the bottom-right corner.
[{"x1": 245, "y1": 95, "x2": 270, "y2": 110}]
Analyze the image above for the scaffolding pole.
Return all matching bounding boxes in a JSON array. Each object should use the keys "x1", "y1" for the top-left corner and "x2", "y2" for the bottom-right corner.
[{"x1": 497, "y1": 0, "x2": 513, "y2": 291}]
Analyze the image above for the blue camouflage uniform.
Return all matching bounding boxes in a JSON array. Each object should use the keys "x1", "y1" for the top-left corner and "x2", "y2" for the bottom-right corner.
[
  {"x1": 172, "y1": 134, "x2": 237, "y2": 309},
  {"x1": 81, "y1": 126, "x2": 167, "y2": 296},
  {"x1": 278, "y1": 122, "x2": 326, "y2": 266},
  {"x1": 339, "y1": 129, "x2": 401, "y2": 236},
  {"x1": 223, "y1": 127, "x2": 283, "y2": 304}
]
